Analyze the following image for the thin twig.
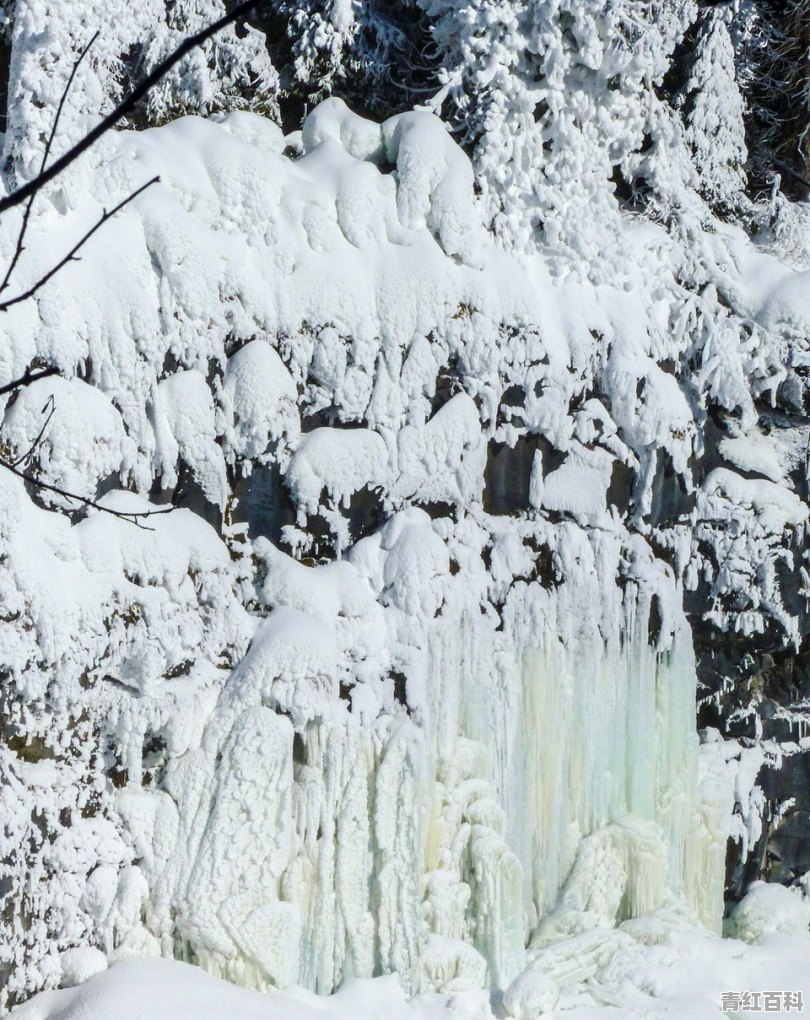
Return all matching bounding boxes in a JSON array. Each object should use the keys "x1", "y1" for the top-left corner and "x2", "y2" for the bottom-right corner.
[
  {"x1": 10, "y1": 394, "x2": 55, "y2": 467},
  {"x1": 0, "y1": 366, "x2": 59, "y2": 397},
  {"x1": 0, "y1": 176, "x2": 159, "y2": 312},
  {"x1": 0, "y1": 0, "x2": 263, "y2": 217},
  {"x1": 0, "y1": 31, "x2": 100, "y2": 296},
  {"x1": 0, "y1": 5, "x2": 266, "y2": 524},
  {"x1": 774, "y1": 158, "x2": 810, "y2": 192},
  {"x1": 0, "y1": 455, "x2": 175, "y2": 529}
]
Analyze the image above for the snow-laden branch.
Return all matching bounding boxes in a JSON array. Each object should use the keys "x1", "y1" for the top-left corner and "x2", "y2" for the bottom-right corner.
[
  {"x1": 0, "y1": 366, "x2": 59, "y2": 397},
  {"x1": 0, "y1": 2, "x2": 267, "y2": 520},
  {"x1": 773, "y1": 158, "x2": 810, "y2": 192},
  {"x1": 0, "y1": 31, "x2": 100, "y2": 297},
  {"x1": 0, "y1": 176, "x2": 160, "y2": 313},
  {"x1": 0, "y1": 0, "x2": 263, "y2": 218},
  {"x1": 0, "y1": 450, "x2": 175, "y2": 528}
]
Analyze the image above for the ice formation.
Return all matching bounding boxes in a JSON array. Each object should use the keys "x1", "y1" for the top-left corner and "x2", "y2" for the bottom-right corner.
[{"x1": 0, "y1": 74, "x2": 809, "y2": 1020}]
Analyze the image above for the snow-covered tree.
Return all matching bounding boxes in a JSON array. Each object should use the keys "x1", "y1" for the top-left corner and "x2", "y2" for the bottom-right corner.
[
  {"x1": 2, "y1": 0, "x2": 162, "y2": 182},
  {"x1": 140, "y1": 0, "x2": 279, "y2": 125},
  {"x1": 733, "y1": 0, "x2": 810, "y2": 197},
  {"x1": 254, "y1": 0, "x2": 435, "y2": 124},
  {"x1": 416, "y1": 0, "x2": 540, "y2": 247},
  {"x1": 418, "y1": 0, "x2": 699, "y2": 268},
  {"x1": 1, "y1": 0, "x2": 281, "y2": 182},
  {"x1": 683, "y1": 8, "x2": 748, "y2": 214},
  {"x1": 269, "y1": 0, "x2": 360, "y2": 103}
]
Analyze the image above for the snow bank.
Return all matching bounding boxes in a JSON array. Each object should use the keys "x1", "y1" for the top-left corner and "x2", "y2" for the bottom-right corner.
[
  {"x1": 8, "y1": 960, "x2": 453, "y2": 1020},
  {"x1": 13, "y1": 918, "x2": 810, "y2": 1020}
]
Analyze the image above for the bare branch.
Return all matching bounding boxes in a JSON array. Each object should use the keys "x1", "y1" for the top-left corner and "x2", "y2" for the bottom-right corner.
[
  {"x1": 774, "y1": 159, "x2": 810, "y2": 192},
  {"x1": 0, "y1": 176, "x2": 160, "y2": 312},
  {"x1": 0, "y1": 366, "x2": 59, "y2": 397},
  {"x1": 0, "y1": 387, "x2": 175, "y2": 528},
  {"x1": 0, "y1": 31, "x2": 100, "y2": 296},
  {"x1": 0, "y1": 455, "x2": 176, "y2": 529},
  {"x1": 0, "y1": 0, "x2": 263, "y2": 218},
  {"x1": 10, "y1": 394, "x2": 55, "y2": 467},
  {"x1": 0, "y1": 4, "x2": 267, "y2": 524}
]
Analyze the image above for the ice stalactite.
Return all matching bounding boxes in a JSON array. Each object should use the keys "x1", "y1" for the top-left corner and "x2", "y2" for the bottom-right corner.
[
  {"x1": 113, "y1": 513, "x2": 726, "y2": 998},
  {"x1": 419, "y1": 527, "x2": 727, "y2": 957}
]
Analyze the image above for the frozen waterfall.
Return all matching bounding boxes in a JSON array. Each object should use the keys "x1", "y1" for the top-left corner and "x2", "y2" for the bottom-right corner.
[{"x1": 109, "y1": 518, "x2": 728, "y2": 997}]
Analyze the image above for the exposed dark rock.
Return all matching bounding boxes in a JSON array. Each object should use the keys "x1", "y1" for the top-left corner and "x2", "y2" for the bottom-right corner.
[
  {"x1": 483, "y1": 434, "x2": 564, "y2": 515},
  {"x1": 232, "y1": 461, "x2": 297, "y2": 544},
  {"x1": 647, "y1": 449, "x2": 694, "y2": 526},
  {"x1": 697, "y1": 641, "x2": 810, "y2": 903}
]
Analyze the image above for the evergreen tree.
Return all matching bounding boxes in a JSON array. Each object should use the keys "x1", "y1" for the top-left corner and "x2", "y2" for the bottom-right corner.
[
  {"x1": 1, "y1": 0, "x2": 281, "y2": 181},
  {"x1": 417, "y1": 0, "x2": 699, "y2": 268},
  {"x1": 683, "y1": 7, "x2": 748, "y2": 214},
  {"x1": 2, "y1": 0, "x2": 162, "y2": 182},
  {"x1": 253, "y1": 0, "x2": 436, "y2": 125},
  {"x1": 732, "y1": 0, "x2": 810, "y2": 198},
  {"x1": 141, "y1": 0, "x2": 279, "y2": 125}
]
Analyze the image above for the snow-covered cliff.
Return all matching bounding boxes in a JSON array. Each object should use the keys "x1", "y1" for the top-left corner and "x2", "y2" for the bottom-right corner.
[
  {"x1": 1, "y1": 2, "x2": 810, "y2": 1016},
  {"x1": 0, "y1": 94, "x2": 805, "y2": 1009}
]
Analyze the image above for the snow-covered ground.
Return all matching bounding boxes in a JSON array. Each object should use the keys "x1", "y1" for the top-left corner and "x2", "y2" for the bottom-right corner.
[{"x1": 11, "y1": 894, "x2": 810, "y2": 1020}]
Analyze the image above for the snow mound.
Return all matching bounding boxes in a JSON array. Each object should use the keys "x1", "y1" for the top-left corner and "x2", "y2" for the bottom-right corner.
[
  {"x1": 12, "y1": 919, "x2": 810, "y2": 1020},
  {"x1": 2, "y1": 377, "x2": 126, "y2": 503},
  {"x1": 222, "y1": 340, "x2": 299, "y2": 461},
  {"x1": 725, "y1": 882, "x2": 810, "y2": 943},
  {"x1": 286, "y1": 426, "x2": 388, "y2": 517},
  {"x1": 8, "y1": 959, "x2": 443, "y2": 1020}
]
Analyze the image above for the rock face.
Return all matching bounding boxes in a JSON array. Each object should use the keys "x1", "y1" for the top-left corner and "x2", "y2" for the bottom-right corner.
[
  {"x1": 697, "y1": 643, "x2": 810, "y2": 900},
  {"x1": 0, "y1": 78, "x2": 809, "y2": 1016},
  {"x1": 688, "y1": 396, "x2": 810, "y2": 902}
]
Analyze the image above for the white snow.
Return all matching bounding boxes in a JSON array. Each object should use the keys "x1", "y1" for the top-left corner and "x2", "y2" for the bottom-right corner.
[
  {"x1": 2, "y1": 376, "x2": 127, "y2": 504},
  {"x1": 286, "y1": 426, "x2": 388, "y2": 518},
  {"x1": 0, "y1": 65, "x2": 809, "y2": 1020},
  {"x1": 154, "y1": 370, "x2": 228, "y2": 508},
  {"x1": 531, "y1": 442, "x2": 613, "y2": 524},
  {"x1": 701, "y1": 468, "x2": 808, "y2": 534},
  {"x1": 12, "y1": 918, "x2": 810, "y2": 1020},
  {"x1": 719, "y1": 431, "x2": 784, "y2": 482},
  {"x1": 221, "y1": 340, "x2": 299, "y2": 462}
]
